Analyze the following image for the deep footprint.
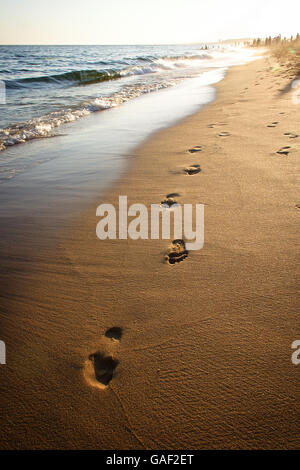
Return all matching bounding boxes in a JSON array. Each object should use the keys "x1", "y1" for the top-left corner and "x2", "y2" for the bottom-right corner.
[
  {"x1": 188, "y1": 146, "x2": 202, "y2": 153},
  {"x1": 161, "y1": 197, "x2": 179, "y2": 207},
  {"x1": 105, "y1": 327, "x2": 123, "y2": 341},
  {"x1": 161, "y1": 192, "x2": 181, "y2": 207},
  {"x1": 277, "y1": 146, "x2": 291, "y2": 156},
  {"x1": 267, "y1": 122, "x2": 279, "y2": 128},
  {"x1": 165, "y1": 239, "x2": 188, "y2": 265},
  {"x1": 184, "y1": 164, "x2": 201, "y2": 175},
  {"x1": 88, "y1": 353, "x2": 119, "y2": 386}
]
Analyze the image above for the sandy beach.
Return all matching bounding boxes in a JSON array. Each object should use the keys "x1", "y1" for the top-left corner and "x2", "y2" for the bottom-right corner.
[{"x1": 0, "y1": 55, "x2": 299, "y2": 449}]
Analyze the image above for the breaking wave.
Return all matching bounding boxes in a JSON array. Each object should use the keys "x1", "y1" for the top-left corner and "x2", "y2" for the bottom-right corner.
[
  {"x1": 0, "y1": 80, "x2": 178, "y2": 151},
  {"x1": 4, "y1": 52, "x2": 212, "y2": 90},
  {"x1": 5, "y1": 69, "x2": 122, "y2": 89},
  {"x1": 0, "y1": 46, "x2": 257, "y2": 153}
]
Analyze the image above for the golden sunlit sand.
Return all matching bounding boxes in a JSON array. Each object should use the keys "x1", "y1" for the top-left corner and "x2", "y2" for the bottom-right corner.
[{"x1": 0, "y1": 55, "x2": 299, "y2": 449}]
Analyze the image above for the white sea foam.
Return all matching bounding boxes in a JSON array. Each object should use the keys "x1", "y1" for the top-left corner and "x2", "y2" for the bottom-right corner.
[{"x1": 0, "y1": 47, "x2": 258, "y2": 153}]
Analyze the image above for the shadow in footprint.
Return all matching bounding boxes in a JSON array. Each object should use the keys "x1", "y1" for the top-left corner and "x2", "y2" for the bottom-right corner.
[
  {"x1": 218, "y1": 132, "x2": 231, "y2": 137},
  {"x1": 89, "y1": 353, "x2": 118, "y2": 386},
  {"x1": 184, "y1": 164, "x2": 201, "y2": 175},
  {"x1": 161, "y1": 192, "x2": 180, "y2": 207},
  {"x1": 105, "y1": 327, "x2": 123, "y2": 341},
  {"x1": 166, "y1": 239, "x2": 188, "y2": 265},
  {"x1": 267, "y1": 122, "x2": 279, "y2": 128},
  {"x1": 161, "y1": 197, "x2": 179, "y2": 207},
  {"x1": 277, "y1": 146, "x2": 291, "y2": 156},
  {"x1": 188, "y1": 146, "x2": 202, "y2": 153},
  {"x1": 208, "y1": 122, "x2": 227, "y2": 129},
  {"x1": 284, "y1": 132, "x2": 299, "y2": 139}
]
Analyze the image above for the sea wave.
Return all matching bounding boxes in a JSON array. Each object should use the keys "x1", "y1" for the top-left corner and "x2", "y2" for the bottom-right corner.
[
  {"x1": 0, "y1": 80, "x2": 177, "y2": 151},
  {"x1": 0, "y1": 45, "x2": 258, "y2": 156},
  {"x1": 161, "y1": 53, "x2": 212, "y2": 61},
  {"x1": 5, "y1": 69, "x2": 122, "y2": 89},
  {"x1": 0, "y1": 51, "x2": 217, "y2": 151},
  {"x1": 4, "y1": 53, "x2": 213, "y2": 90}
]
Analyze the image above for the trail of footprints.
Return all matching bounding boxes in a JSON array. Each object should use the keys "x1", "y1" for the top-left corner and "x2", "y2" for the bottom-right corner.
[
  {"x1": 85, "y1": 114, "x2": 300, "y2": 389},
  {"x1": 165, "y1": 127, "x2": 233, "y2": 264},
  {"x1": 207, "y1": 123, "x2": 231, "y2": 137},
  {"x1": 284, "y1": 132, "x2": 299, "y2": 139},
  {"x1": 163, "y1": 140, "x2": 207, "y2": 264},
  {"x1": 160, "y1": 193, "x2": 189, "y2": 264},
  {"x1": 85, "y1": 327, "x2": 123, "y2": 389},
  {"x1": 168, "y1": 114, "x2": 300, "y2": 270},
  {"x1": 266, "y1": 116, "x2": 299, "y2": 155}
]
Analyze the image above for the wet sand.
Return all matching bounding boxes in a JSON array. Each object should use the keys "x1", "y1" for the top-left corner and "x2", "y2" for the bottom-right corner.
[{"x1": 0, "y1": 56, "x2": 299, "y2": 449}]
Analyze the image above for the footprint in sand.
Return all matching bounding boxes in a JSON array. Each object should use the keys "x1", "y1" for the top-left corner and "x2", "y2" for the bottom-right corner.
[
  {"x1": 277, "y1": 146, "x2": 291, "y2": 156},
  {"x1": 161, "y1": 193, "x2": 181, "y2": 207},
  {"x1": 161, "y1": 195, "x2": 180, "y2": 208},
  {"x1": 86, "y1": 353, "x2": 119, "y2": 387},
  {"x1": 267, "y1": 122, "x2": 279, "y2": 128},
  {"x1": 165, "y1": 239, "x2": 188, "y2": 265},
  {"x1": 295, "y1": 204, "x2": 300, "y2": 210},
  {"x1": 184, "y1": 164, "x2": 201, "y2": 175},
  {"x1": 218, "y1": 131, "x2": 231, "y2": 137},
  {"x1": 84, "y1": 327, "x2": 122, "y2": 389},
  {"x1": 188, "y1": 145, "x2": 202, "y2": 153},
  {"x1": 208, "y1": 122, "x2": 227, "y2": 129},
  {"x1": 284, "y1": 132, "x2": 299, "y2": 139},
  {"x1": 105, "y1": 327, "x2": 123, "y2": 341}
]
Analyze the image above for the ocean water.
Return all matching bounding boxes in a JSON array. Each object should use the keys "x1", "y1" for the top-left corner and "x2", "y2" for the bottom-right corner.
[
  {"x1": 0, "y1": 43, "x2": 259, "y2": 208},
  {"x1": 0, "y1": 43, "x2": 259, "y2": 254},
  {"x1": 0, "y1": 44, "x2": 255, "y2": 152}
]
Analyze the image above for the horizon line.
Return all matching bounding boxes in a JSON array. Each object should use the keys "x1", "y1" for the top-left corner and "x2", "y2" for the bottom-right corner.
[{"x1": 0, "y1": 39, "x2": 255, "y2": 47}]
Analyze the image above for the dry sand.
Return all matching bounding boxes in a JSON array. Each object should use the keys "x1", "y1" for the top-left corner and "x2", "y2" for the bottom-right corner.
[{"x1": 0, "y1": 56, "x2": 299, "y2": 449}]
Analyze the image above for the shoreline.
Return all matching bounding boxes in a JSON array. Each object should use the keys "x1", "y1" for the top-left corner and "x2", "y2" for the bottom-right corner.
[{"x1": 0, "y1": 55, "x2": 300, "y2": 449}]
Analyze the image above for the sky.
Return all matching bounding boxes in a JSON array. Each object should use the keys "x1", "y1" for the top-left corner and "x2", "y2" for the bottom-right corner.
[{"x1": 1, "y1": 0, "x2": 300, "y2": 45}]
